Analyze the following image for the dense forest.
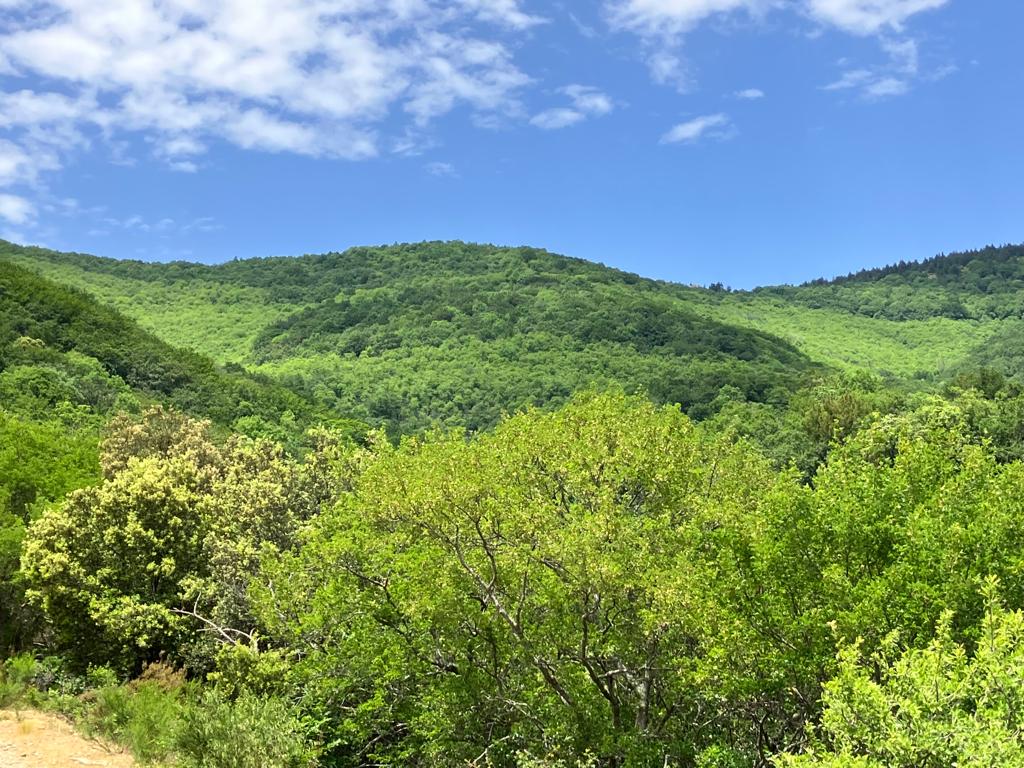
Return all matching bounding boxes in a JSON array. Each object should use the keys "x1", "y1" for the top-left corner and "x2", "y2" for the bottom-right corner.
[
  {"x1": 5, "y1": 240, "x2": 1024, "y2": 767},
  {"x1": 789, "y1": 244, "x2": 1024, "y2": 320},
  {"x1": 0, "y1": 241, "x2": 819, "y2": 435}
]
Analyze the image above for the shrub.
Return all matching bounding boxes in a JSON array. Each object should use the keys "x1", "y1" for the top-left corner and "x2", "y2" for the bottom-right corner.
[
  {"x1": 0, "y1": 653, "x2": 36, "y2": 706},
  {"x1": 175, "y1": 691, "x2": 315, "y2": 768},
  {"x1": 83, "y1": 681, "x2": 183, "y2": 764}
]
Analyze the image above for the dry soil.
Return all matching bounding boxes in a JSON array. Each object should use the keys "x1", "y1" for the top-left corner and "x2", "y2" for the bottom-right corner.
[{"x1": 0, "y1": 709, "x2": 134, "y2": 768}]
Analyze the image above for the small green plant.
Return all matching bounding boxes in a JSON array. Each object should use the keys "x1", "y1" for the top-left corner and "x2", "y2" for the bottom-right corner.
[
  {"x1": 0, "y1": 653, "x2": 36, "y2": 707},
  {"x1": 83, "y1": 681, "x2": 182, "y2": 764},
  {"x1": 175, "y1": 691, "x2": 316, "y2": 768}
]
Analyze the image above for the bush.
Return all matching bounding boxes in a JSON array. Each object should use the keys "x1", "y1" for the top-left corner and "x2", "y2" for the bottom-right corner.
[
  {"x1": 0, "y1": 653, "x2": 36, "y2": 706},
  {"x1": 776, "y1": 580, "x2": 1024, "y2": 767},
  {"x1": 175, "y1": 691, "x2": 315, "y2": 768},
  {"x1": 83, "y1": 680, "x2": 183, "y2": 764}
]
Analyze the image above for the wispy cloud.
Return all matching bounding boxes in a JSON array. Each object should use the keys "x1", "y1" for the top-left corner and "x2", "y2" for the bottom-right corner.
[
  {"x1": 823, "y1": 68, "x2": 875, "y2": 90},
  {"x1": 862, "y1": 76, "x2": 909, "y2": 98},
  {"x1": 99, "y1": 214, "x2": 221, "y2": 236},
  {"x1": 822, "y1": 33, "x2": 946, "y2": 99},
  {"x1": 804, "y1": 0, "x2": 948, "y2": 35},
  {"x1": 425, "y1": 161, "x2": 459, "y2": 178},
  {"x1": 568, "y1": 11, "x2": 599, "y2": 39},
  {"x1": 735, "y1": 88, "x2": 766, "y2": 100},
  {"x1": 660, "y1": 113, "x2": 735, "y2": 144},
  {"x1": 0, "y1": 0, "x2": 543, "y2": 232},
  {"x1": 604, "y1": 0, "x2": 950, "y2": 96},
  {"x1": 604, "y1": 0, "x2": 948, "y2": 36},
  {"x1": 531, "y1": 85, "x2": 614, "y2": 130}
]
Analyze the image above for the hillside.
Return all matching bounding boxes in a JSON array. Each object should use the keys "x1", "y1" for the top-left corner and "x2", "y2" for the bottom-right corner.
[
  {"x1": 0, "y1": 260, "x2": 351, "y2": 440},
  {"x1": 9, "y1": 241, "x2": 1024, "y2": 768},
  {"x1": 1, "y1": 239, "x2": 1018, "y2": 434},
  {"x1": 0, "y1": 241, "x2": 820, "y2": 434},
  {"x1": 784, "y1": 244, "x2": 1024, "y2": 320}
]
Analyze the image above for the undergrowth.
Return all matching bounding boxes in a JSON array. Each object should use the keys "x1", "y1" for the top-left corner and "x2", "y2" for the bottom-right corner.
[{"x1": 0, "y1": 655, "x2": 317, "y2": 767}]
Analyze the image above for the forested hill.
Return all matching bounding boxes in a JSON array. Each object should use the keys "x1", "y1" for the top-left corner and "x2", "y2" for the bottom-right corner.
[
  {"x1": 0, "y1": 241, "x2": 817, "y2": 434},
  {"x1": 12, "y1": 239, "x2": 1024, "y2": 767},
  {"x1": 3, "y1": 239, "x2": 1023, "y2": 434},
  {"x1": 0, "y1": 260, "x2": 350, "y2": 440},
  {"x1": 763, "y1": 243, "x2": 1024, "y2": 321}
]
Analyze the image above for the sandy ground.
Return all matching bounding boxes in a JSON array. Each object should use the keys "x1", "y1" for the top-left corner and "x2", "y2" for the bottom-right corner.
[{"x1": 0, "y1": 709, "x2": 134, "y2": 768}]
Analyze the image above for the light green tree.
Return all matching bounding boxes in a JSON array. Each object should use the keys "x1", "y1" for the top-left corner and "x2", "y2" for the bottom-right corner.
[
  {"x1": 254, "y1": 392, "x2": 779, "y2": 766},
  {"x1": 777, "y1": 579, "x2": 1024, "y2": 768},
  {"x1": 21, "y1": 406, "x2": 347, "y2": 671}
]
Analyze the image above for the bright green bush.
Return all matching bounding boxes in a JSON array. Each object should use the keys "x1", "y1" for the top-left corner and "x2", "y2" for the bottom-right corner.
[
  {"x1": 175, "y1": 692, "x2": 315, "y2": 768},
  {"x1": 85, "y1": 681, "x2": 183, "y2": 764},
  {"x1": 777, "y1": 580, "x2": 1024, "y2": 767}
]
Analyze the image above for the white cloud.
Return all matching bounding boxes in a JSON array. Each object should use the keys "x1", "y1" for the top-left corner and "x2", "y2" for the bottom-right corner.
[
  {"x1": 530, "y1": 84, "x2": 614, "y2": 130},
  {"x1": 823, "y1": 68, "x2": 875, "y2": 90},
  {"x1": 0, "y1": 138, "x2": 59, "y2": 186},
  {"x1": 562, "y1": 84, "x2": 614, "y2": 116},
  {"x1": 660, "y1": 113, "x2": 734, "y2": 144},
  {"x1": 168, "y1": 159, "x2": 199, "y2": 173},
  {"x1": 605, "y1": 0, "x2": 947, "y2": 37},
  {"x1": 863, "y1": 76, "x2": 909, "y2": 98},
  {"x1": 0, "y1": 193, "x2": 35, "y2": 224},
  {"x1": 605, "y1": 0, "x2": 767, "y2": 90},
  {"x1": 606, "y1": 0, "x2": 769, "y2": 38},
  {"x1": 735, "y1": 87, "x2": 766, "y2": 99},
  {"x1": 458, "y1": 0, "x2": 547, "y2": 29},
  {"x1": 647, "y1": 50, "x2": 693, "y2": 92},
  {"x1": 0, "y1": 0, "x2": 541, "y2": 229},
  {"x1": 605, "y1": 0, "x2": 949, "y2": 98},
  {"x1": 0, "y1": 89, "x2": 100, "y2": 128},
  {"x1": 822, "y1": 35, "x2": 929, "y2": 98},
  {"x1": 805, "y1": 0, "x2": 948, "y2": 35},
  {"x1": 531, "y1": 108, "x2": 585, "y2": 130}
]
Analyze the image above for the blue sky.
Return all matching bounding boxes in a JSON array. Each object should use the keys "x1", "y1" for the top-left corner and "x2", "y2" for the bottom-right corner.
[{"x1": 0, "y1": 0, "x2": 1020, "y2": 288}]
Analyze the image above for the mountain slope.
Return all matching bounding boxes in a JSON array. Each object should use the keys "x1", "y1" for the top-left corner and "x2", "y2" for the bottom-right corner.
[
  {"x1": 4, "y1": 239, "x2": 1019, "y2": 435},
  {"x1": 771, "y1": 244, "x2": 1024, "y2": 321},
  {"x1": 0, "y1": 260, "x2": 344, "y2": 437},
  {"x1": 1, "y1": 241, "x2": 820, "y2": 433}
]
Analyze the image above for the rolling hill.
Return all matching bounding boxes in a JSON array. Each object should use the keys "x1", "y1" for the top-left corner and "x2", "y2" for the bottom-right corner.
[
  {"x1": 1, "y1": 239, "x2": 1018, "y2": 434},
  {"x1": 0, "y1": 259, "x2": 351, "y2": 439}
]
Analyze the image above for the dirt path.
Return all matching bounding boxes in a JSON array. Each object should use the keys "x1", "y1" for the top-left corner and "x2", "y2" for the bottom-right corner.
[{"x1": 0, "y1": 709, "x2": 134, "y2": 768}]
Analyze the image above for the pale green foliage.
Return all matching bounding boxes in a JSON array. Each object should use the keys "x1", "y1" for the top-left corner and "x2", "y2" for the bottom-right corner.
[
  {"x1": 778, "y1": 580, "x2": 1024, "y2": 767},
  {"x1": 175, "y1": 691, "x2": 315, "y2": 768},
  {"x1": 183, "y1": 437, "x2": 306, "y2": 634},
  {"x1": 256, "y1": 392, "x2": 779, "y2": 765},
  {"x1": 21, "y1": 406, "x2": 346, "y2": 670},
  {"x1": 21, "y1": 451, "x2": 210, "y2": 665},
  {"x1": 98, "y1": 406, "x2": 223, "y2": 480}
]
